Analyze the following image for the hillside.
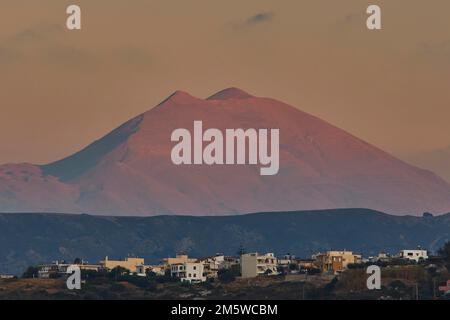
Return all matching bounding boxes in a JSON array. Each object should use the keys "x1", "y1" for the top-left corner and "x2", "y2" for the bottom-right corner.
[{"x1": 1, "y1": 209, "x2": 449, "y2": 275}]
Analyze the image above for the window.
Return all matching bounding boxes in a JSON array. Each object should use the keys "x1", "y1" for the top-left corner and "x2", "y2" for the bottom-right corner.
[
  {"x1": 193, "y1": 273, "x2": 196, "y2": 277},
  {"x1": 193, "y1": 266, "x2": 196, "y2": 270}
]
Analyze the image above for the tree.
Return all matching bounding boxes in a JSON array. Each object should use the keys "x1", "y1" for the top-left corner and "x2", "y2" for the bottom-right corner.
[
  {"x1": 120, "y1": 274, "x2": 157, "y2": 290},
  {"x1": 22, "y1": 266, "x2": 39, "y2": 279},
  {"x1": 422, "y1": 212, "x2": 434, "y2": 219},
  {"x1": 218, "y1": 269, "x2": 238, "y2": 283},
  {"x1": 438, "y1": 241, "x2": 450, "y2": 270},
  {"x1": 389, "y1": 279, "x2": 407, "y2": 291},
  {"x1": 323, "y1": 277, "x2": 338, "y2": 293},
  {"x1": 154, "y1": 269, "x2": 178, "y2": 283},
  {"x1": 277, "y1": 266, "x2": 287, "y2": 275},
  {"x1": 146, "y1": 269, "x2": 157, "y2": 278},
  {"x1": 108, "y1": 266, "x2": 130, "y2": 281},
  {"x1": 82, "y1": 269, "x2": 108, "y2": 280},
  {"x1": 264, "y1": 269, "x2": 273, "y2": 275},
  {"x1": 288, "y1": 263, "x2": 298, "y2": 271}
]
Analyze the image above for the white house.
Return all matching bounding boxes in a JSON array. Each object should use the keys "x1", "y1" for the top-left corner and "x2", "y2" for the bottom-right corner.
[
  {"x1": 170, "y1": 262, "x2": 206, "y2": 283},
  {"x1": 240, "y1": 252, "x2": 279, "y2": 278},
  {"x1": 199, "y1": 254, "x2": 225, "y2": 279},
  {"x1": 399, "y1": 249, "x2": 428, "y2": 262}
]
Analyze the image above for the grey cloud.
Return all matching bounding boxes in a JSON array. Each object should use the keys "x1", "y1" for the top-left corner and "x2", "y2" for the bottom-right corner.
[
  {"x1": 42, "y1": 45, "x2": 99, "y2": 69},
  {"x1": 9, "y1": 24, "x2": 64, "y2": 44},
  {"x1": 227, "y1": 11, "x2": 275, "y2": 32},
  {"x1": 245, "y1": 11, "x2": 275, "y2": 26},
  {"x1": 0, "y1": 24, "x2": 65, "y2": 65},
  {"x1": 0, "y1": 25, "x2": 96, "y2": 69},
  {"x1": 1, "y1": 24, "x2": 154, "y2": 70}
]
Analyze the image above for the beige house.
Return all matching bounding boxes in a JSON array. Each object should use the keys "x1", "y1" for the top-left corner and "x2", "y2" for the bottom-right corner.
[
  {"x1": 162, "y1": 254, "x2": 197, "y2": 266},
  {"x1": 313, "y1": 251, "x2": 362, "y2": 274},
  {"x1": 100, "y1": 256, "x2": 145, "y2": 273},
  {"x1": 240, "y1": 252, "x2": 278, "y2": 278}
]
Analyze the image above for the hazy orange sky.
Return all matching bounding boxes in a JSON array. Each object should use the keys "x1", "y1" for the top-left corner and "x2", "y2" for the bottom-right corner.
[{"x1": 1, "y1": 0, "x2": 450, "y2": 164}]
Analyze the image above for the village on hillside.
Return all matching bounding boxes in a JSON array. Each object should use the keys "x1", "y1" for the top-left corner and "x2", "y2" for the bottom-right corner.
[
  {"x1": 25, "y1": 248, "x2": 428, "y2": 281},
  {"x1": 1, "y1": 243, "x2": 449, "y2": 300}
]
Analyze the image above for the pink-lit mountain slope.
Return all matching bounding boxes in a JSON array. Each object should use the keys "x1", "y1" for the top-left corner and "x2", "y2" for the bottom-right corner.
[{"x1": 1, "y1": 88, "x2": 450, "y2": 216}]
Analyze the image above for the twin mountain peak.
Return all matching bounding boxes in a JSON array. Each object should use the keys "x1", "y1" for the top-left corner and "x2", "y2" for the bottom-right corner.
[{"x1": 1, "y1": 88, "x2": 450, "y2": 216}]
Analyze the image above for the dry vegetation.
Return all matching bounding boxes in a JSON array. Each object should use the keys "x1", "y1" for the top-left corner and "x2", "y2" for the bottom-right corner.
[{"x1": 2, "y1": 265, "x2": 448, "y2": 300}]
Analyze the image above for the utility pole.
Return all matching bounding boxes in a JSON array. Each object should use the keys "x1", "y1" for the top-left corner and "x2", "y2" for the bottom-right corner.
[
  {"x1": 415, "y1": 283, "x2": 419, "y2": 300},
  {"x1": 302, "y1": 283, "x2": 305, "y2": 300},
  {"x1": 433, "y1": 278, "x2": 436, "y2": 299}
]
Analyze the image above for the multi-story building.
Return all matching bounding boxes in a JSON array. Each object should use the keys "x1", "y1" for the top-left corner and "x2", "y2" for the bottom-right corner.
[
  {"x1": 199, "y1": 254, "x2": 225, "y2": 279},
  {"x1": 313, "y1": 251, "x2": 362, "y2": 274},
  {"x1": 220, "y1": 256, "x2": 240, "y2": 271},
  {"x1": 399, "y1": 249, "x2": 428, "y2": 262},
  {"x1": 295, "y1": 258, "x2": 316, "y2": 272},
  {"x1": 277, "y1": 254, "x2": 298, "y2": 274},
  {"x1": 240, "y1": 252, "x2": 278, "y2": 278},
  {"x1": 162, "y1": 254, "x2": 197, "y2": 266},
  {"x1": 38, "y1": 263, "x2": 61, "y2": 278},
  {"x1": 100, "y1": 256, "x2": 144, "y2": 273},
  {"x1": 277, "y1": 254, "x2": 296, "y2": 267},
  {"x1": 170, "y1": 262, "x2": 206, "y2": 283},
  {"x1": 38, "y1": 260, "x2": 102, "y2": 278}
]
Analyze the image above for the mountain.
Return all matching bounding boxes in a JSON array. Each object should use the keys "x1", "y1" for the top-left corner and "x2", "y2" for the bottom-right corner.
[
  {"x1": 1, "y1": 209, "x2": 450, "y2": 275},
  {"x1": 1, "y1": 88, "x2": 450, "y2": 215},
  {"x1": 403, "y1": 146, "x2": 450, "y2": 183}
]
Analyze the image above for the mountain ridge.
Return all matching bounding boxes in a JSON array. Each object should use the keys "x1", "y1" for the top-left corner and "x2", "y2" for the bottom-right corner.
[{"x1": 1, "y1": 208, "x2": 450, "y2": 275}]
